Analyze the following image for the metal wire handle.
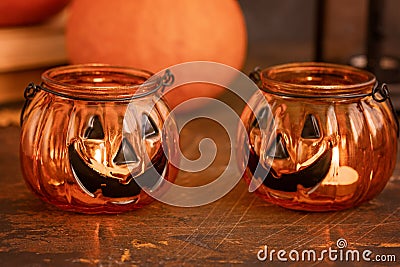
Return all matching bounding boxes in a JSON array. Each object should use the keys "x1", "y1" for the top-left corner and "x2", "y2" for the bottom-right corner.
[
  {"x1": 20, "y1": 70, "x2": 175, "y2": 127},
  {"x1": 248, "y1": 67, "x2": 391, "y2": 102},
  {"x1": 248, "y1": 66, "x2": 398, "y2": 136},
  {"x1": 160, "y1": 69, "x2": 174, "y2": 92},
  {"x1": 372, "y1": 82, "x2": 390, "y2": 102},
  {"x1": 20, "y1": 82, "x2": 43, "y2": 126},
  {"x1": 249, "y1": 67, "x2": 262, "y2": 85}
]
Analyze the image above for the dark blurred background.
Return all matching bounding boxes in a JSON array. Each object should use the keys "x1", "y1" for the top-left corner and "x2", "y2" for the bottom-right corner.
[{"x1": 239, "y1": 0, "x2": 400, "y2": 72}]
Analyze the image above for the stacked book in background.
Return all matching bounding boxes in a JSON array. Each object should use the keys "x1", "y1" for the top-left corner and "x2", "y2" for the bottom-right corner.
[{"x1": 0, "y1": 11, "x2": 67, "y2": 125}]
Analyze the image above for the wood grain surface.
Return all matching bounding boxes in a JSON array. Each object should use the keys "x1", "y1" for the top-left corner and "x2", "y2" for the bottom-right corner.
[{"x1": 1, "y1": 112, "x2": 400, "y2": 266}]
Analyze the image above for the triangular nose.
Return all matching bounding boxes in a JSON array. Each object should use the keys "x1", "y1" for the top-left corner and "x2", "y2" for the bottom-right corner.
[
  {"x1": 266, "y1": 134, "x2": 289, "y2": 159},
  {"x1": 113, "y1": 138, "x2": 139, "y2": 165}
]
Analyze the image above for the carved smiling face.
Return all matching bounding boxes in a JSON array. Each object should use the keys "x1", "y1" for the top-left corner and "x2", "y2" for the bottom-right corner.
[
  {"x1": 19, "y1": 64, "x2": 182, "y2": 213},
  {"x1": 248, "y1": 106, "x2": 332, "y2": 192},
  {"x1": 68, "y1": 110, "x2": 166, "y2": 200}
]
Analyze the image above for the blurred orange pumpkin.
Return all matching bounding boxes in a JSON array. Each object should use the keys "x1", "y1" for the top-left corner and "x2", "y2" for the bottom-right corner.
[
  {"x1": 0, "y1": 0, "x2": 69, "y2": 27},
  {"x1": 66, "y1": 0, "x2": 247, "y2": 110}
]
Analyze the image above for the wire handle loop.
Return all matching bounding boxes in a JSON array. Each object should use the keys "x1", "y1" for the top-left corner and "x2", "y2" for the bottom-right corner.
[{"x1": 20, "y1": 82, "x2": 43, "y2": 126}]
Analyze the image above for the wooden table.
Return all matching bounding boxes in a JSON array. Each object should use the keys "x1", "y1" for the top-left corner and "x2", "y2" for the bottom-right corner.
[{"x1": 0, "y1": 99, "x2": 399, "y2": 266}]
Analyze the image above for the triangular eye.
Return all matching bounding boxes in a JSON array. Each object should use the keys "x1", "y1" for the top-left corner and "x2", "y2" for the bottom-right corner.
[
  {"x1": 84, "y1": 115, "x2": 105, "y2": 139},
  {"x1": 301, "y1": 114, "x2": 321, "y2": 139},
  {"x1": 113, "y1": 138, "x2": 138, "y2": 165},
  {"x1": 142, "y1": 114, "x2": 158, "y2": 138},
  {"x1": 266, "y1": 134, "x2": 289, "y2": 159}
]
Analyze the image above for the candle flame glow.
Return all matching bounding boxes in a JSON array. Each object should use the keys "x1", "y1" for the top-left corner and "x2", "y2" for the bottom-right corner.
[
  {"x1": 322, "y1": 145, "x2": 359, "y2": 186},
  {"x1": 94, "y1": 148, "x2": 102, "y2": 163}
]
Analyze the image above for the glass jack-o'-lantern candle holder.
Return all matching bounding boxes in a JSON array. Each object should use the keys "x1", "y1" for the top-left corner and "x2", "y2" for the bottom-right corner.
[
  {"x1": 20, "y1": 64, "x2": 178, "y2": 213},
  {"x1": 240, "y1": 62, "x2": 398, "y2": 211}
]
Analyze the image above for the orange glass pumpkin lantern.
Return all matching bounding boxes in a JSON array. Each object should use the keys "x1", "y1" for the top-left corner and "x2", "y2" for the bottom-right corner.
[
  {"x1": 20, "y1": 64, "x2": 178, "y2": 213},
  {"x1": 240, "y1": 62, "x2": 398, "y2": 211}
]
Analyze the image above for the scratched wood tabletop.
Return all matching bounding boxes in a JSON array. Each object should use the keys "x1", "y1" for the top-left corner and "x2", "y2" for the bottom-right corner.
[{"x1": 0, "y1": 94, "x2": 399, "y2": 267}]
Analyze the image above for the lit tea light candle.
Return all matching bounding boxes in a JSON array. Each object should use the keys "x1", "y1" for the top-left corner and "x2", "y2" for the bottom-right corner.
[
  {"x1": 320, "y1": 147, "x2": 359, "y2": 196},
  {"x1": 322, "y1": 165, "x2": 359, "y2": 186}
]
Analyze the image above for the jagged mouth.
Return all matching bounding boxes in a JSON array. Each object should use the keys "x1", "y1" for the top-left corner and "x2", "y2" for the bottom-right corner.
[
  {"x1": 248, "y1": 149, "x2": 332, "y2": 192},
  {"x1": 68, "y1": 143, "x2": 167, "y2": 198}
]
